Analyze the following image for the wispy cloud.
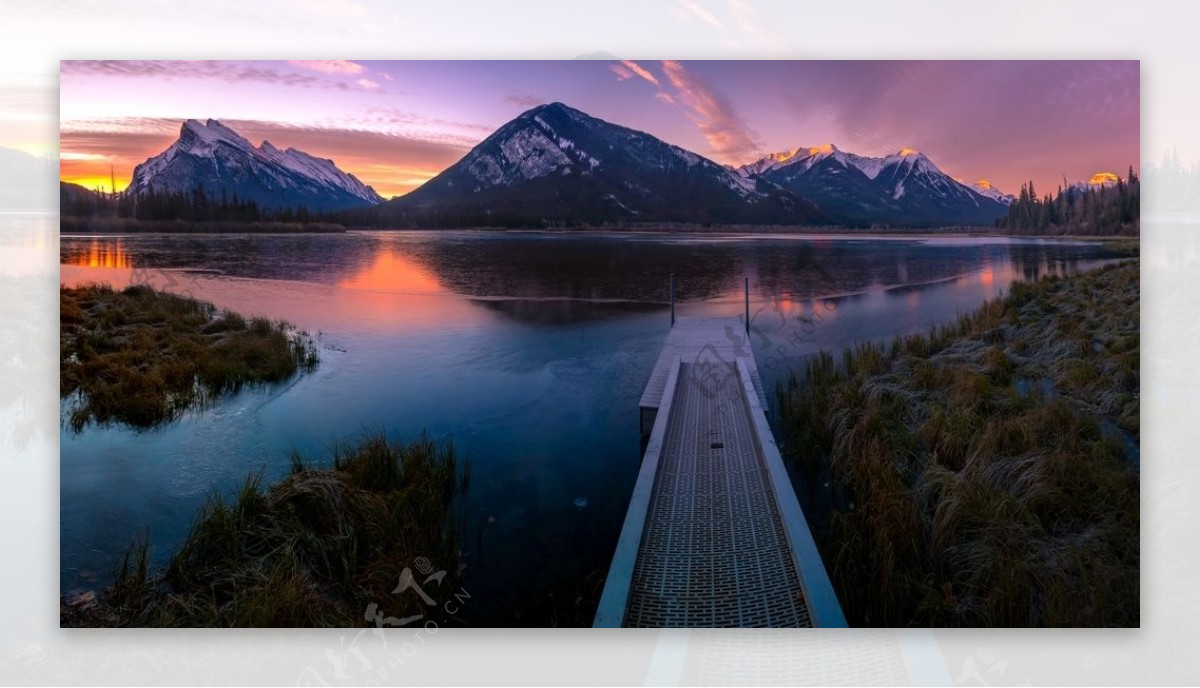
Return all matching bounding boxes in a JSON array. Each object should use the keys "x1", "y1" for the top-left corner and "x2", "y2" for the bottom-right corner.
[
  {"x1": 659, "y1": 60, "x2": 758, "y2": 162},
  {"x1": 60, "y1": 60, "x2": 384, "y2": 93},
  {"x1": 610, "y1": 63, "x2": 635, "y2": 81},
  {"x1": 356, "y1": 78, "x2": 380, "y2": 91},
  {"x1": 288, "y1": 60, "x2": 365, "y2": 75},
  {"x1": 616, "y1": 60, "x2": 660, "y2": 87},
  {"x1": 673, "y1": 0, "x2": 724, "y2": 29},
  {"x1": 654, "y1": 91, "x2": 676, "y2": 106}
]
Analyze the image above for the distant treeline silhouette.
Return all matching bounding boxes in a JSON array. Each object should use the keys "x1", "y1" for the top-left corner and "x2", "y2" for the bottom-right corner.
[
  {"x1": 61, "y1": 184, "x2": 333, "y2": 225},
  {"x1": 996, "y1": 167, "x2": 1139, "y2": 236}
]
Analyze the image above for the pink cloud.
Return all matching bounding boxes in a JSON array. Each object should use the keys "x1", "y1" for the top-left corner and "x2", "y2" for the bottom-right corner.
[
  {"x1": 660, "y1": 60, "x2": 759, "y2": 162},
  {"x1": 288, "y1": 60, "x2": 366, "y2": 75},
  {"x1": 654, "y1": 91, "x2": 676, "y2": 106},
  {"x1": 620, "y1": 60, "x2": 660, "y2": 87},
  {"x1": 610, "y1": 64, "x2": 635, "y2": 81},
  {"x1": 356, "y1": 78, "x2": 380, "y2": 91}
]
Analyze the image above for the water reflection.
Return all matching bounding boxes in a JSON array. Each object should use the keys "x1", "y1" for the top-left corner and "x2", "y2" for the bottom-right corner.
[
  {"x1": 65, "y1": 238, "x2": 132, "y2": 269},
  {"x1": 337, "y1": 247, "x2": 443, "y2": 295},
  {"x1": 57, "y1": 230, "x2": 1127, "y2": 625},
  {"x1": 60, "y1": 231, "x2": 1123, "y2": 313}
]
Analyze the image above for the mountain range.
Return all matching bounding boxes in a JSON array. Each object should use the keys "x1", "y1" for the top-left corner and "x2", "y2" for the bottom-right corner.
[
  {"x1": 100, "y1": 105, "x2": 1035, "y2": 227},
  {"x1": 125, "y1": 119, "x2": 383, "y2": 212},
  {"x1": 375, "y1": 102, "x2": 829, "y2": 227},
  {"x1": 733, "y1": 144, "x2": 1011, "y2": 226}
]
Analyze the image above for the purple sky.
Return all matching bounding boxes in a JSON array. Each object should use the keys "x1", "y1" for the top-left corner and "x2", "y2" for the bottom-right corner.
[{"x1": 59, "y1": 60, "x2": 1139, "y2": 198}]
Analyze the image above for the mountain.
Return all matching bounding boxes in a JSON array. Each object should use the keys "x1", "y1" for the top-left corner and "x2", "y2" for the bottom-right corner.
[
  {"x1": 970, "y1": 180, "x2": 1015, "y2": 206},
  {"x1": 127, "y1": 119, "x2": 383, "y2": 212},
  {"x1": 60, "y1": 180, "x2": 103, "y2": 212},
  {"x1": 1064, "y1": 172, "x2": 1122, "y2": 198},
  {"x1": 737, "y1": 145, "x2": 1009, "y2": 227},
  {"x1": 374, "y1": 102, "x2": 830, "y2": 227}
]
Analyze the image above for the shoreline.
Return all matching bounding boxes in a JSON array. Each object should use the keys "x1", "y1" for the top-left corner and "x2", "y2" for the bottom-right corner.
[
  {"x1": 60, "y1": 224, "x2": 1141, "y2": 243},
  {"x1": 778, "y1": 260, "x2": 1140, "y2": 627}
]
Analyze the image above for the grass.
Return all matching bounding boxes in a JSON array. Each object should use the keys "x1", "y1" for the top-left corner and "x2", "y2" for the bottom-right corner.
[
  {"x1": 62, "y1": 433, "x2": 470, "y2": 628},
  {"x1": 60, "y1": 283, "x2": 319, "y2": 431},
  {"x1": 779, "y1": 261, "x2": 1140, "y2": 627}
]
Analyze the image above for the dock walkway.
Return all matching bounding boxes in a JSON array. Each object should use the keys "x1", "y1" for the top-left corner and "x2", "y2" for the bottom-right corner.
[{"x1": 595, "y1": 316, "x2": 845, "y2": 628}]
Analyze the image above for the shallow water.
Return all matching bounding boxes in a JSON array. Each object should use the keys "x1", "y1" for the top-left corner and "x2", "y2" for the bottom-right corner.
[{"x1": 58, "y1": 229, "x2": 1124, "y2": 624}]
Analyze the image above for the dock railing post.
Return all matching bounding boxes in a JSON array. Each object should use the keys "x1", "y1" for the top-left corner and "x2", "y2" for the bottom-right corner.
[
  {"x1": 744, "y1": 276, "x2": 749, "y2": 334},
  {"x1": 670, "y1": 272, "x2": 675, "y2": 327}
]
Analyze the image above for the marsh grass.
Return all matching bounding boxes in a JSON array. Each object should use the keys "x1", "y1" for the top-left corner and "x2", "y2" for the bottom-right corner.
[
  {"x1": 63, "y1": 433, "x2": 470, "y2": 628},
  {"x1": 60, "y1": 283, "x2": 319, "y2": 431},
  {"x1": 780, "y1": 261, "x2": 1139, "y2": 627}
]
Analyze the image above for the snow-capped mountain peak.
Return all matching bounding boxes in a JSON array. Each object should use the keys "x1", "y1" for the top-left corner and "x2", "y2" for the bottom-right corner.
[
  {"x1": 451, "y1": 101, "x2": 760, "y2": 199},
  {"x1": 735, "y1": 142, "x2": 1009, "y2": 226},
  {"x1": 970, "y1": 179, "x2": 1015, "y2": 205},
  {"x1": 737, "y1": 143, "x2": 845, "y2": 177},
  {"x1": 883, "y1": 148, "x2": 934, "y2": 170},
  {"x1": 128, "y1": 119, "x2": 384, "y2": 210},
  {"x1": 390, "y1": 102, "x2": 829, "y2": 225},
  {"x1": 177, "y1": 118, "x2": 255, "y2": 154}
]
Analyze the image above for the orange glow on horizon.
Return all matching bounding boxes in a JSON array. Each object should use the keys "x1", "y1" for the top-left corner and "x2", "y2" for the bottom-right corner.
[
  {"x1": 1090, "y1": 171, "x2": 1120, "y2": 185},
  {"x1": 60, "y1": 176, "x2": 130, "y2": 194},
  {"x1": 60, "y1": 163, "x2": 437, "y2": 201},
  {"x1": 60, "y1": 157, "x2": 132, "y2": 194},
  {"x1": 975, "y1": 179, "x2": 994, "y2": 189},
  {"x1": 898, "y1": 147, "x2": 919, "y2": 156}
]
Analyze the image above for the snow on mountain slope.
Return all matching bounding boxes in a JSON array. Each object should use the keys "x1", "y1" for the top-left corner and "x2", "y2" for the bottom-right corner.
[
  {"x1": 128, "y1": 119, "x2": 384, "y2": 211},
  {"x1": 970, "y1": 179, "x2": 1015, "y2": 205},
  {"x1": 739, "y1": 145, "x2": 1009, "y2": 226},
  {"x1": 386, "y1": 102, "x2": 829, "y2": 225}
]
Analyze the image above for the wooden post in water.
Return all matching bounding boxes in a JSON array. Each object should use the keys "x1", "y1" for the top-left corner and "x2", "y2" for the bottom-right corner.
[
  {"x1": 670, "y1": 273, "x2": 676, "y2": 327},
  {"x1": 744, "y1": 277, "x2": 750, "y2": 334}
]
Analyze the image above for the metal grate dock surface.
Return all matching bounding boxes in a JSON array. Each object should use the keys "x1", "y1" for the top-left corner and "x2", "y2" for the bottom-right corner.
[
  {"x1": 623, "y1": 361, "x2": 812, "y2": 627},
  {"x1": 639, "y1": 317, "x2": 768, "y2": 413}
]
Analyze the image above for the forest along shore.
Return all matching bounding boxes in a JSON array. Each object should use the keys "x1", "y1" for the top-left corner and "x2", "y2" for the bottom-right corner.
[{"x1": 779, "y1": 261, "x2": 1139, "y2": 627}]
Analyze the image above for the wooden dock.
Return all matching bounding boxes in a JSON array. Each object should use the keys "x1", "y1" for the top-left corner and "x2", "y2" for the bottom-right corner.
[{"x1": 596, "y1": 316, "x2": 846, "y2": 628}]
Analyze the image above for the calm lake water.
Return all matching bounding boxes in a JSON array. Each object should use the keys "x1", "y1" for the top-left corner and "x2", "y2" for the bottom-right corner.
[{"x1": 59, "y1": 230, "x2": 1125, "y2": 625}]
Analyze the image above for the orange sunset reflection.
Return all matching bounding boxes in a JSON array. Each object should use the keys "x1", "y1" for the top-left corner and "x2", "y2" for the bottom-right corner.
[
  {"x1": 337, "y1": 248, "x2": 444, "y2": 295},
  {"x1": 69, "y1": 240, "x2": 133, "y2": 269}
]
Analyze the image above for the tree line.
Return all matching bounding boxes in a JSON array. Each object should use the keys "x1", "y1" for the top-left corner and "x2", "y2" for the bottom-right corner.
[
  {"x1": 997, "y1": 167, "x2": 1139, "y2": 235},
  {"x1": 61, "y1": 184, "x2": 332, "y2": 224}
]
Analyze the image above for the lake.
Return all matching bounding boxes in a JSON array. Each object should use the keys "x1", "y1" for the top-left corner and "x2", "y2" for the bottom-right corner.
[{"x1": 58, "y1": 230, "x2": 1125, "y2": 625}]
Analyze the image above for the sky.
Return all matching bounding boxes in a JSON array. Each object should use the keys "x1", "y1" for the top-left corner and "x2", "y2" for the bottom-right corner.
[{"x1": 58, "y1": 60, "x2": 1139, "y2": 199}]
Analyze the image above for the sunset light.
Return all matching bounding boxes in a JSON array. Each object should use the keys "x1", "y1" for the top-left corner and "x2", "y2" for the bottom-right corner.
[{"x1": 58, "y1": 60, "x2": 1139, "y2": 201}]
